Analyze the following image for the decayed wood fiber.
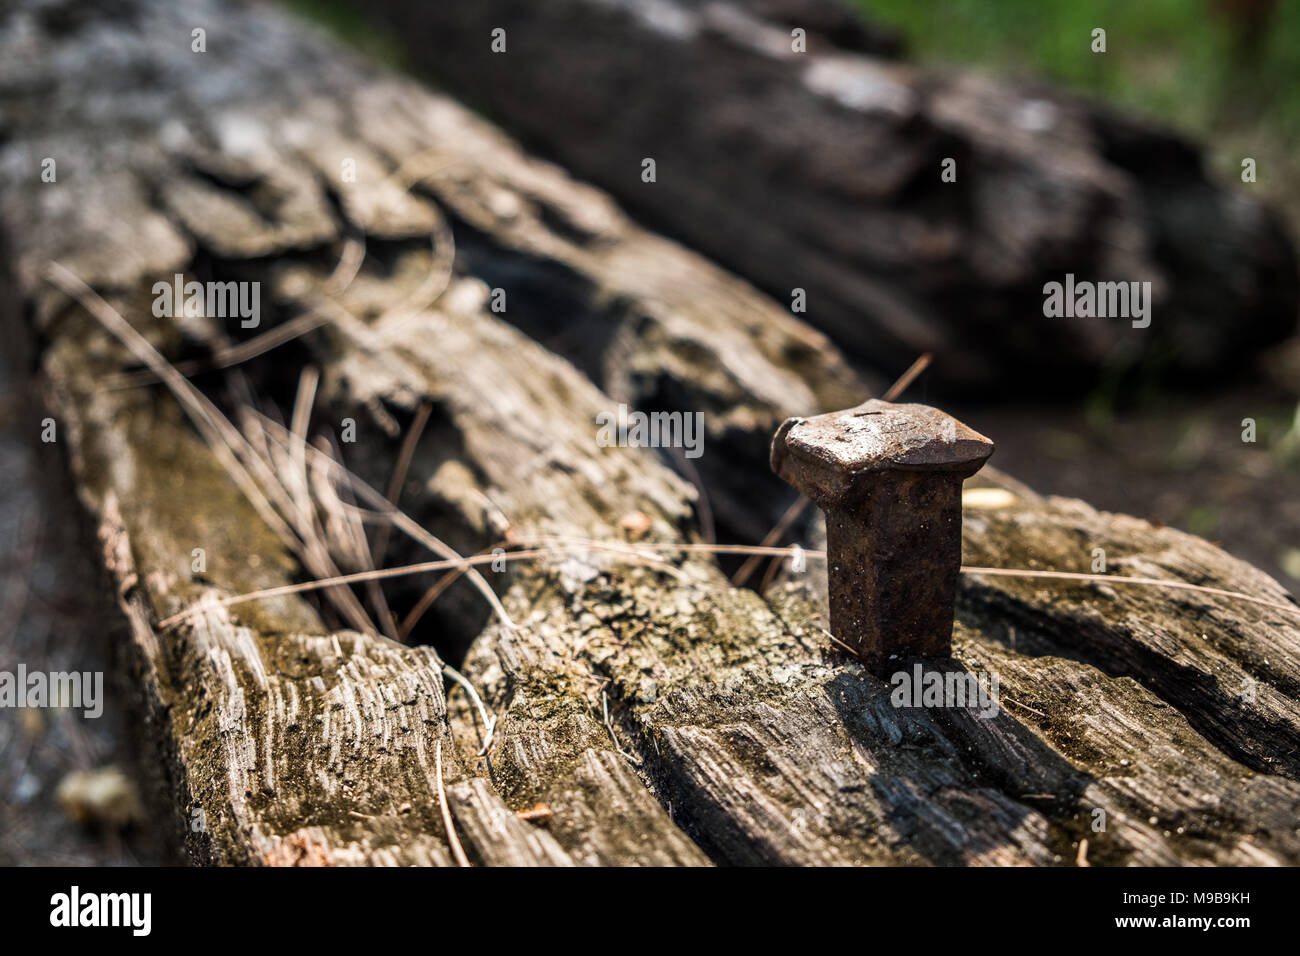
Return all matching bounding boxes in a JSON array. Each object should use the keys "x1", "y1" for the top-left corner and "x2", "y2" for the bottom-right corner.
[{"x1": 2, "y1": 0, "x2": 1298, "y2": 865}]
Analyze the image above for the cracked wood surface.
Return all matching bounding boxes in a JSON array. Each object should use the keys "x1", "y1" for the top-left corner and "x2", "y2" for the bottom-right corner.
[{"x1": 2, "y1": 0, "x2": 1299, "y2": 866}]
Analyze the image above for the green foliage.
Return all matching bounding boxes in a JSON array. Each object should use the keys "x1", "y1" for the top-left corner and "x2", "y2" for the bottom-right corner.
[
  {"x1": 856, "y1": 0, "x2": 1300, "y2": 224},
  {"x1": 281, "y1": 0, "x2": 408, "y2": 69},
  {"x1": 860, "y1": 1, "x2": 1298, "y2": 123}
]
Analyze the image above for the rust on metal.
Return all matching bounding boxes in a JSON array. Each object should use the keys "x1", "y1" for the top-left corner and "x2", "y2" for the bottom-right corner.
[{"x1": 771, "y1": 399, "x2": 994, "y2": 673}]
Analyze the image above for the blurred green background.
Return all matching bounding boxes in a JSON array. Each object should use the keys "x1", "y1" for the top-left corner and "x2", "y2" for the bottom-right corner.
[{"x1": 857, "y1": 0, "x2": 1300, "y2": 231}]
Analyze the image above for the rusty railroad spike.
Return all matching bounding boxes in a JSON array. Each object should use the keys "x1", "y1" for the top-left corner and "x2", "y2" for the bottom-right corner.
[{"x1": 770, "y1": 399, "x2": 994, "y2": 674}]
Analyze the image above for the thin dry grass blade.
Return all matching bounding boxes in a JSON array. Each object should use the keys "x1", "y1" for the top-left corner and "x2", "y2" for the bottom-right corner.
[
  {"x1": 246, "y1": 408, "x2": 516, "y2": 631},
  {"x1": 434, "y1": 740, "x2": 469, "y2": 867},
  {"x1": 99, "y1": 312, "x2": 330, "y2": 391},
  {"x1": 47, "y1": 261, "x2": 376, "y2": 635},
  {"x1": 155, "y1": 539, "x2": 1300, "y2": 632},
  {"x1": 881, "y1": 352, "x2": 933, "y2": 403},
  {"x1": 668, "y1": 446, "x2": 715, "y2": 545},
  {"x1": 732, "y1": 494, "x2": 809, "y2": 587},
  {"x1": 372, "y1": 399, "x2": 433, "y2": 574}
]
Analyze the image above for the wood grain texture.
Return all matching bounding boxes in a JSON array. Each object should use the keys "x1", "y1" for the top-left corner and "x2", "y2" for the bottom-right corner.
[
  {"x1": 0, "y1": 0, "x2": 855, "y2": 865},
  {"x1": 1, "y1": 0, "x2": 1298, "y2": 866}
]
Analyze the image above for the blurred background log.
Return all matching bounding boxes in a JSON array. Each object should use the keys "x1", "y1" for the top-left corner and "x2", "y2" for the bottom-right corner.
[{"x1": 357, "y1": 0, "x2": 1299, "y2": 394}]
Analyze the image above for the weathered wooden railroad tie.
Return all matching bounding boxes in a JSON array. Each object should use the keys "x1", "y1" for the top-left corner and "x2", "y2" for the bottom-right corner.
[{"x1": 2, "y1": 0, "x2": 1298, "y2": 866}]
